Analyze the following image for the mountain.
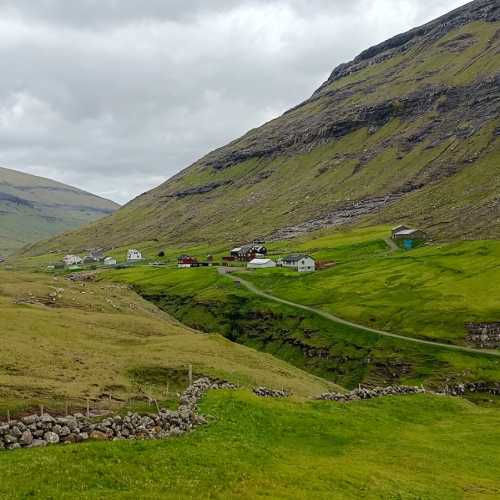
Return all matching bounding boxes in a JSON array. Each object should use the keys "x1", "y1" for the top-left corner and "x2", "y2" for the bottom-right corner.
[
  {"x1": 20, "y1": 0, "x2": 500, "y2": 256},
  {"x1": 0, "y1": 166, "x2": 119, "y2": 255}
]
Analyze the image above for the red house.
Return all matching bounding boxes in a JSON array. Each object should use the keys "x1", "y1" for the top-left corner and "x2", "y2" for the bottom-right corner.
[{"x1": 177, "y1": 255, "x2": 198, "y2": 268}]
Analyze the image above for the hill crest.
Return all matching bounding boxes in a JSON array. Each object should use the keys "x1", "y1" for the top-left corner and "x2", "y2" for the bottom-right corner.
[{"x1": 18, "y1": 0, "x2": 500, "y2": 255}]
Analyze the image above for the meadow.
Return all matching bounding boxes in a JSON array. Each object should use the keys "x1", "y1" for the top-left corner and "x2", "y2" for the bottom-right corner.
[
  {"x1": 248, "y1": 226, "x2": 500, "y2": 345},
  {"x1": 1, "y1": 389, "x2": 499, "y2": 499},
  {"x1": 0, "y1": 270, "x2": 332, "y2": 417},
  {"x1": 103, "y1": 228, "x2": 500, "y2": 390}
]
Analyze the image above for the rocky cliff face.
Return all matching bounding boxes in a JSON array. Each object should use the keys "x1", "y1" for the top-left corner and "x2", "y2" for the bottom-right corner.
[{"x1": 21, "y1": 0, "x2": 500, "y2": 255}]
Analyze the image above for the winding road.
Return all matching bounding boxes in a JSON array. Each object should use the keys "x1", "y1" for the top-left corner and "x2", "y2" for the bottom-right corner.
[{"x1": 219, "y1": 268, "x2": 500, "y2": 358}]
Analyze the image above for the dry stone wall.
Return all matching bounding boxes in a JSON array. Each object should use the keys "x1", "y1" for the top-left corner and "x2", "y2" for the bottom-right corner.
[
  {"x1": 253, "y1": 387, "x2": 290, "y2": 398},
  {"x1": 0, "y1": 378, "x2": 235, "y2": 451},
  {"x1": 465, "y1": 322, "x2": 500, "y2": 348},
  {"x1": 316, "y1": 385, "x2": 426, "y2": 402}
]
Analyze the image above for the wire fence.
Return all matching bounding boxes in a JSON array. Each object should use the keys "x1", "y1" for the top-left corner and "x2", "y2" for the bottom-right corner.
[{"x1": 1, "y1": 365, "x2": 196, "y2": 422}]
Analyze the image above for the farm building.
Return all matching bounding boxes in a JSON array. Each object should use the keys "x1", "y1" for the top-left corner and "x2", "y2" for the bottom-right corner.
[
  {"x1": 177, "y1": 255, "x2": 198, "y2": 268},
  {"x1": 247, "y1": 258, "x2": 276, "y2": 269},
  {"x1": 392, "y1": 229, "x2": 427, "y2": 241},
  {"x1": 89, "y1": 249, "x2": 105, "y2": 262},
  {"x1": 104, "y1": 257, "x2": 117, "y2": 266},
  {"x1": 391, "y1": 225, "x2": 410, "y2": 238},
  {"x1": 63, "y1": 255, "x2": 82, "y2": 266},
  {"x1": 127, "y1": 249, "x2": 143, "y2": 261},
  {"x1": 278, "y1": 254, "x2": 316, "y2": 272},
  {"x1": 230, "y1": 244, "x2": 267, "y2": 261}
]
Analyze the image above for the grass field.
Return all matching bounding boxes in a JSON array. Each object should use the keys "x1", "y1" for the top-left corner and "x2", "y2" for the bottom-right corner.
[
  {"x1": 102, "y1": 230, "x2": 500, "y2": 389},
  {"x1": 0, "y1": 270, "x2": 333, "y2": 417},
  {"x1": 246, "y1": 227, "x2": 500, "y2": 345},
  {"x1": 1, "y1": 390, "x2": 499, "y2": 499}
]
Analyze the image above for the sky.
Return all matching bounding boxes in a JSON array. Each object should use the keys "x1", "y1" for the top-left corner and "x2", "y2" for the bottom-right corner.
[{"x1": 0, "y1": 0, "x2": 468, "y2": 204}]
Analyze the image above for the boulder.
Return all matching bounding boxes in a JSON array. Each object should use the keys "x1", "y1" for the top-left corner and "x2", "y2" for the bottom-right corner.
[{"x1": 44, "y1": 431, "x2": 60, "y2": 444}]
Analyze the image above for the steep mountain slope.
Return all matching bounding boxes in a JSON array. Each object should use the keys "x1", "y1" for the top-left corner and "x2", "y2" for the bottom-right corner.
[
  {"x1": 0, "y1": 166, "x2": 119, "y2": 255},
  {"x1": 22, "y1": 0, "x2": 500, "y2": 255}
]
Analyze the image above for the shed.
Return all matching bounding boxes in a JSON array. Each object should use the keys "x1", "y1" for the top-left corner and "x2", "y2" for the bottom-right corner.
[
  {"x1": 393, "y1": 229, "x2": 427, "y2": 241},
  {"x1": 247, "y1": 258, "x2": 276, "y2": 269},
  {"x1": 391, "y1": 225, "x2": 410, "y2": 238}
]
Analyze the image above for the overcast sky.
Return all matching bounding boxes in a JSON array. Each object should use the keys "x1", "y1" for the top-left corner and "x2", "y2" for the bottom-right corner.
[{"x1": 0, "y1": 0, "x2": 468, "y2": 204}]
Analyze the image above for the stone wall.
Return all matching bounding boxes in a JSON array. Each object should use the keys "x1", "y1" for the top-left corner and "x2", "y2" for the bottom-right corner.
[
  {"x1": 316, "y1": 385, "x2": 426, "y2": 402},
  {"x1": 253, "y1": 387, "x2": 290, "y2": 398},
  {"x1": 465, "y1": 322, "x2": 500, "y2": 348},
  {"x1": 316, "y1": 382, "x2": 500, "y2": 402},
  {"x1": 0, "y1": 378, "x2": 235, "y2": 451}
]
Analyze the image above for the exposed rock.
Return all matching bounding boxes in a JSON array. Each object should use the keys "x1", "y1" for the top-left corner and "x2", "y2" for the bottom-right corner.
[
  {"x1": 44, "y1": 431, "x2": 60, "y2": 444},
  {"x1": 269, "y1": 193, "x2": 404, "y2": 240},
  {"x1": 30, "y1": 439, "x2": 47, "y2": 448},
  {"x1": 19, "y1": 430, "x2": 33, "y2": 446},
  {"x1": 164, "y1": 181, "x2": 233, "y2": 199}
]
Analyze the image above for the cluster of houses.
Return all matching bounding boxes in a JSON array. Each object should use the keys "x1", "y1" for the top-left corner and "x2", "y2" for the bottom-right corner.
[
  {"x1": 56, "y1": 248, "x2": 144, "y2": 270},
  {"x1": 248, "y1": 254, "x2": 316, "y2": 272},
  {"x1": 175, "y1": 242, "x2": 317, "y2": 273}
]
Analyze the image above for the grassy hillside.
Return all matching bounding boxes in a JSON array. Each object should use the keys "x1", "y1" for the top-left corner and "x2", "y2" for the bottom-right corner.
[
  {"x1": 1, "y1": 390, "x2": 500, "y2": 499},
  {"x1": 20, "y1": 1, "x2": 500, "y2": 257},
  {"x1": 0, "y1": 166, "x2": 119, "y2": 255},
  {"x1": 101, "y1": 231, "x2": 500, "y2": 389},
  {"x1": 0, "y1": 270, "x2": 334, "y2": 416},
  {"x1": 243, "y1": 227, "x2": 500, "y2": 345}
]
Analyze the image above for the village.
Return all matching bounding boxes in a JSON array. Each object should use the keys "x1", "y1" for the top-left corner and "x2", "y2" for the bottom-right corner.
[{"x1": 50, "y1": 224, "x2": 426, "y2": 275}]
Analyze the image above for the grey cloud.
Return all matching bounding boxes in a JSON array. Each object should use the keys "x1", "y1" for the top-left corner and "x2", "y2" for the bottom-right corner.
[{"x1": 0, "y1": 0, "x2": 468, "y2": 203}]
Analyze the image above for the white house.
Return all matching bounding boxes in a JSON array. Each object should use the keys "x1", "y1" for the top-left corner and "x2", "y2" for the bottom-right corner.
[
  {"x1": 127, "y1": 249, "x2": 143, "y2": 261},
  {"x1": 104, "y1": 256, "x2": 117, "y2": 266},
  {"x1": 278, "y1": 254, "x2": 316, "y2": 272},
  {"x1": 63, "y1": 255, "x2": 82, "y2": 266},
  {"x1": 247, "y1": 258, "x2": 276, "y2": 269}
]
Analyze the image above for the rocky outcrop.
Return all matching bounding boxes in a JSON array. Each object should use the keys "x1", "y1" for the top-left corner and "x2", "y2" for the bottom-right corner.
[
  {"x1": 203, "y1": 75, "x2": 499, "y2": 174},
  {"x1": 268, "y1": 193, "x2": 404, "y2": 240},
  {"x1": 165, "y1": 181, "x2": 232, "y2": 198},
  {"x1": 315, "y1": 0, "x2": 500, "y2": 91},
  {"x1": 316, "y1": 385, "x2": 426, "y2": 402},
  {"x1": 0, "y1": 378, "x2": 236, "y2": 451}
]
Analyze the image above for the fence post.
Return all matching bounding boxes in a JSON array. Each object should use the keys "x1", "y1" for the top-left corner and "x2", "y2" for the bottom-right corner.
[
  {"x1": 86, "y1": 398, "x2": 90, "y2": 417},
  {"x1": 6, "y1": 410, "x2": 10, "y2": 424},
  {"x1": 40, "y1": 404, "x2": 44, "y2": 417},
  {"x1": 65, "y1": 401, "x2": 69, "y2": 416},
  {"x1": 188, "y1": 364, "x2": 193, "y2": 386}
]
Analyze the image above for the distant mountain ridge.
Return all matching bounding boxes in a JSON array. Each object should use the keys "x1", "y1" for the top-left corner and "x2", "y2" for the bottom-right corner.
[
  {"x1": 0, "y1": 166, "x2": 119, "y2": 255},
  {"x1": 19, "y1": 0, "x2": 500, "y2": 256}
]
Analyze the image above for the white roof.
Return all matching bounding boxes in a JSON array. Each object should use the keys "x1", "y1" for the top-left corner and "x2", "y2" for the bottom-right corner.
[
  {"x1": 249, "y1": 259, "x2": 273, "y2": 265},
  {"x1": 395, "y1": 229, "x2": 418, "y2": 236},
  {"x1": 231, "y1": 247, "x2": 241, "y2": 252}
]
